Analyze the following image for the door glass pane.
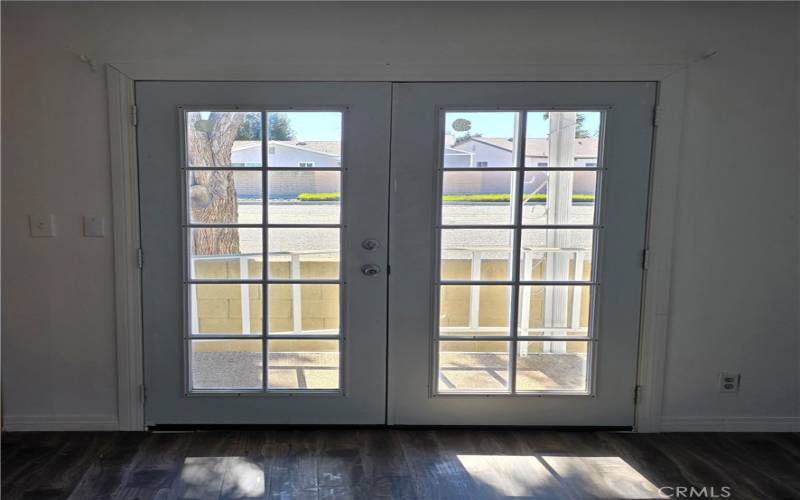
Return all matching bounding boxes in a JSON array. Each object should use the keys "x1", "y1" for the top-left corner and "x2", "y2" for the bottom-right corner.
[
  {"x1": 268, "y1": 228, "x2": 340, "y2": 280},
  {"x1": 438, "y1": 341, "x2": 510, "y2": 393},
  {"x1": 443, "y1": 112, "x2": 520, "y2": 168},
  {"x1": 440, "y1": 229, "x2": 513, "y2": 281},
  {"x1": 267, "y1": 112, "x2": 342, "y2": 168},
  {"x1": 190, "y1": 284, "x2": 262, "y2": 336},
  {"x1": 191, "y1": 339, "x2": 263, "y2": 390},
  {"x1": 190, "y1": 228, "x2": 262, "y2": 280},
  {"x1": 439, "y1": 285, "x2": 511, "y2": 336},
  {"x1": 186, "y1": 111, "x2": 262, "y2": 168},
  {"x1": 524, "y1": 111, "x2": 601, "y2": 168},
  {"x1": 518, "y1": 285, "x2": 592, "y2": 337},
  {"x1": 516, "y1": 341, "x2": 589, "y2": 392},
  {"x1": 183, "y1": 108, "x2": 346, "y2": 394},
  {"x1": 268, "y1": 171, "x2": 341, "y2": 224},
  {"x1": 268, "y1": 284, "x2": 339, "y2": 335},
  {"x1": 442, "y1": 171, "x2": 516, "y2": 226},
  {"x1": 187, "y1": 171, "x2": 263, "y2": 224},
  {"x1": 434, "y1": 108, "x2": 604, "y2": 395},
  {"x1": 267, "y1": 340, "x2": 340, "y2": 390},
  {"x1": 521, "y1": 171, "x2": 597, "y2": 226},
  {"x1": 520, "y1": 229, "x2": 594, "y2": 281}
]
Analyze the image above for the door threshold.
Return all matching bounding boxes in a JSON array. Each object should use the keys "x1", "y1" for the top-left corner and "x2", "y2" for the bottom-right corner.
[{"x1": 147, "y1": 424, "x2": 633, "y2": 432}]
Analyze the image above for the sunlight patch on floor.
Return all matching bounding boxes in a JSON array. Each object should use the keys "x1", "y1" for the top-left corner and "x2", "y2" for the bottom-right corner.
[
  {"x1": 181, "y1": 457, "x2": 265, "y2": 498},
  {"x1": 457, "y1": 454, "x2": 667, "y2": 499}
]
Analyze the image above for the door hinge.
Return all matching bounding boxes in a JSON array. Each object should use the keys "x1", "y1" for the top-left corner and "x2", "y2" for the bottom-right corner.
[
  {"x1": 136, "y1": 247, "x2": 144, "y2": 269},
  {"x1": 652, "y1": 105, "x2": 661, "y2": 127},
  {"x1": 140, "y1": 383, "x2": 147, "y2": 403},
  {"x1": 634, "y1": 385, "x2": 642, "y2": 405},
  {"x1": 642, "y1": 248, "x2": 650, "y2": 270},
  {"x1": 130, "y1": 104, "x2": 138, "y2": 127}
]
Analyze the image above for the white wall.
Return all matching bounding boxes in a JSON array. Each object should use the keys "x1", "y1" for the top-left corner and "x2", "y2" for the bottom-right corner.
[{"x1": 2, "y1": 2, "x2": 798, "y2": 430}]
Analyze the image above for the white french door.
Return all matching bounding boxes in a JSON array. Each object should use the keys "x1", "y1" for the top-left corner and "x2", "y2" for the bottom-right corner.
[
  {"x1": 138, "y1": 81, "x2": 655, "y2": 427},
  {"x1": 138, "y1": 82, "x2": 391, "y2": 425},
  {"x1": 387, "y1": 82, "x2": 656, "y2": 426}
]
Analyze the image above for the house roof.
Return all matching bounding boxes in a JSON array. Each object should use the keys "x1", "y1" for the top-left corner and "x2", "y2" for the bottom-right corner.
[
  {"x1": 236, "y1": 137, "x2": 598, "y2": 159},
  {"x1": 231, "y1": 140, "x2": 260, "y2": 151},
  {"x1": 455, "y1": 137, "x2": 599, "y2": 158},
  {"x1": 233, "y1": 140, "x2": 341, "y2": 157}
]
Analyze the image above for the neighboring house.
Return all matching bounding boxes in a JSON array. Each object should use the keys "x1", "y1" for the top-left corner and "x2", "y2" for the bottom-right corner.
[
  {"x1": 447, "y1": 136, "x2": 599, "y2": 168},
  {"x1": 229, "y1": 136, "x2": 598, "y2": 198},
  {"x1": 445, "y1": 136, "x2": 599, "y2": 195},
  {"x1": 231, "y1": 140, "x2": 341, "y2": 197}
]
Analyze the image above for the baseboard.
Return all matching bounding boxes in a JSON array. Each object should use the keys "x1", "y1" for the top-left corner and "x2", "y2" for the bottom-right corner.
[
  {"x1": 660, "y1": 416, "x2": 800, "y2": 432},
  {"x1": 2, "y1": 414, "x2": 119, "y2": 431},
  {"x1": 3, "y1": 414, "x2": 796, "y2": 433}
]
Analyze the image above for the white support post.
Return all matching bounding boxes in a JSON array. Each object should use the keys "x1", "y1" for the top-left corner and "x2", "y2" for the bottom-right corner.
[
  {"x1": 518, "y1": 250, "x2": 534, "y2": 356},
  {"x1": 543, "y1": 112, "x2": 576, "y2": 354},
  {"x1": 291, "y1": 254, "x2": 302, "y2": 334},
  {"x1": 239, "y1": 256, "x2": 251, "y2": 335},
  {"x1": 571, "y1": 251, "x2": 586, "y2": 330},
  {"x1": 468, "y1": 251, "x2": 483, "y2": 330}
]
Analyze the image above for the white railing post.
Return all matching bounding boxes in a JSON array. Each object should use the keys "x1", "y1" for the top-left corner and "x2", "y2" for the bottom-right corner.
[
  {"x1": 291, "y1": 253, "x2": 302, "y2": 334},
  {"x1": 571, "y1": 250, "x2": 585, "y2": 331},
  {"x1": 191, "y1": 279, "x2": 200, "y2": 335},
  {"x1": 468, "y1": 250, "x2": 483, "y2": 330},
  {"x1": 519, "y1": 250, "x2": 534, "y2": 356},
  {"x1": 239, "y1": 256, "x2": 251, "y2": 335}
]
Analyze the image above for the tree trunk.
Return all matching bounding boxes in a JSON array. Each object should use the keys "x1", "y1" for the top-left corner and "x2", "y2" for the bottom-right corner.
[{"x1": 188, "y1": 112, "x2": 245, "y2": 256}]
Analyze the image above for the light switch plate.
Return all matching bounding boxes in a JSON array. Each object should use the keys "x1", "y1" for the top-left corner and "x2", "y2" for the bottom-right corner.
[
  {"x1": 29, "y1": 214, "x2": 56, "y2": 237},
  {"x1": 83, "y1": 215, "x2": 106, "y2": 237}
]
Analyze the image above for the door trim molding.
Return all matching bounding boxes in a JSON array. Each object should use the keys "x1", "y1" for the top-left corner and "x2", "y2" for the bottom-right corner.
[
  {"x1": 107, "y1": 62, "x2": 687, "y2": 432},
  {"x1": 107, "y1": 65, "x2": 144, "y2": 431},
  {"x1": 634, "y1": 70, "x2": 688, "y2": 433}
]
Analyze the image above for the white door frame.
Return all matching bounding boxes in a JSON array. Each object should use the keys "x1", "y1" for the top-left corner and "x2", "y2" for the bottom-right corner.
[{"x1": 107, "y1": 62, "x2": 687, "y2": 431}]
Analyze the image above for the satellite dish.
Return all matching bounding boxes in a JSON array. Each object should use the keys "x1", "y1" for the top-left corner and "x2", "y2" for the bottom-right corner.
[{"x1": 451, "y1": 118, "x2": 472, "y2": 132}]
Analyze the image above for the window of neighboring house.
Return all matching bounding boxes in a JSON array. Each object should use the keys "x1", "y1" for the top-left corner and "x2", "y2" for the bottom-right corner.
[
  {"x1": 537, "y1": 162, "x2": 548, "y2": 167},
  {"x1": 298, "y1": 161, "x2": 315, "y2": 168},
  {"x1": 476, "y1": 161, "x2": 489, "y2": 167}
]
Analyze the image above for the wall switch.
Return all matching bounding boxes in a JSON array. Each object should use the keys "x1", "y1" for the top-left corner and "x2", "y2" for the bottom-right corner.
[
  {"x1": 83, "y1": 215, "x2": 106, "y2": 237},
  {"x1": 719, "y1": 372, "x2": 741, "y2": 393},
  {"x1": 29, "y1": 214, "x2": 56, "y2": 237}
]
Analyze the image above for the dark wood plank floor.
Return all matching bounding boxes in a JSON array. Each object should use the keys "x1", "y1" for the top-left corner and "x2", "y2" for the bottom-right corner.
[{"x1": 2, "y1": 430, "x2": 799, "y2": 499}]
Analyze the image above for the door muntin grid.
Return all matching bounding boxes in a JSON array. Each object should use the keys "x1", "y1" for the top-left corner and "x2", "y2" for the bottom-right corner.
[
  {"x1": 180, "y1": 108, "x2": 346, "y2": 395},
  {"x1": 433, "y1": 108, "x2": 606, "y2": 396}
]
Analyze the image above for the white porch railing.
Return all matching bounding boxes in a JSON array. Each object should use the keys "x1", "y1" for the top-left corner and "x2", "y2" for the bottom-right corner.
[
  {"x1": 441, "y1": 247, "x2": 590, "y2": 355},
  {"x1": 193, "y1": 247, "x2": 590, "y2": 346},
  {"x1": 191, "y1": 249, "x2": 337, "y2": 335}
]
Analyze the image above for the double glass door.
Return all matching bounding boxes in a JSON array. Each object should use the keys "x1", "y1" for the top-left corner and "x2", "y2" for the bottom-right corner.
[{"x1": 138, "y1": 81, "x2": 655, "y2": 426}]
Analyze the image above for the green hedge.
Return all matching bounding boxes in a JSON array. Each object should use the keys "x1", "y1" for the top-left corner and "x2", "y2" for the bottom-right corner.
[
  {"x1": 296, "y1": 193, "x2": 595, "y2": 202},
  {"x1": 442, "y1": 194, "x2": 595, "y2": 202},
  {"x1": 296, "y1": 193, "x2": 341, "y2": 201}
]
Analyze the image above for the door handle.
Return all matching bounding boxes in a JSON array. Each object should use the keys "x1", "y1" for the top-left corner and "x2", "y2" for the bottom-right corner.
[{"x1": 361, "y1": 264, "x2": 382, "y2": 277}]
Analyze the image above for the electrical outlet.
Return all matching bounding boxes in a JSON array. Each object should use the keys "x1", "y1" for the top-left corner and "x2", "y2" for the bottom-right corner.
[{"x1": 719, "y1": 372, "x2": 741, "y2": 393}]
